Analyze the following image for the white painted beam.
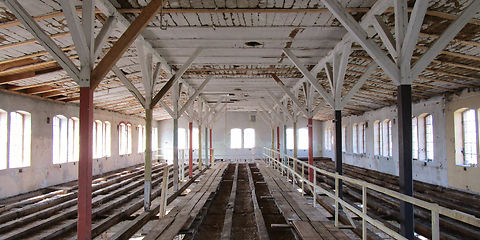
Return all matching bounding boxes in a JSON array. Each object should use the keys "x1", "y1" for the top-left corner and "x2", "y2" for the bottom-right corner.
[
  {"x1": 136, "y1": 40, "x2": 154, "y2": 105},
  {"x1": 178, "y1": 76, "x2": 213, "y2": 116},
  {"x1": 410, "y1": 1, "x2": 480, "y2": 81},
  {"x1": 94, "y1": 16, "x2": 117, "y2": 59},
  {"x1": 95, "y1": 0, "x2": 172, "y2": 75},
  {"x1": 272, "y1": 75, "x2": 310, "y2": 118},
  {"x1": 112, "y1": 66, "x2": 146, "y2": 108},
  {"x1": 335, "y1": 41, "x2": 351, "y2": 105},
  {"x1": 283, "y1": 49, "x2": 335, "y2": 107},
  {"x1": 321, "y1": 0, "x2": 400, "y2": 84},
  {"x1": 59, "y1": 0, "x2": 89, "y2": 66},
  {"x1": 372, "y1": 15, "x2": 397, "y2": 59},
  {"x1": 340, "y1": 62, "x2": 378, "y2": 109},
  {"x1": 267, "y1": 91, "x2": 293, "y2": 121},
  {"x1": 400, "y1": 0, "x2": 429, "y2": 80},
  {"x1": 3, "y1": 0, "x2": 81, "y2": 84}
]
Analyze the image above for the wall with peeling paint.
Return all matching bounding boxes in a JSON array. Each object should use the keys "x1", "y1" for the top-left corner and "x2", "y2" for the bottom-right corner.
[
  {"x1": 445, "y1": 90, "x2": 480, "y2": 193},
  {"x1": 320, "y1": 95, "x2": 450, "y2": 188},
  {"x1": 0, "y1": 92, "x2": 158, "y2": 199}
]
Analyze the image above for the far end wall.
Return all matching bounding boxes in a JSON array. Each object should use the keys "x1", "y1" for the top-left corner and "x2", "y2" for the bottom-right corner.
[{"x1": 158, "y1": 111, "x2": 322, "y2": 162}]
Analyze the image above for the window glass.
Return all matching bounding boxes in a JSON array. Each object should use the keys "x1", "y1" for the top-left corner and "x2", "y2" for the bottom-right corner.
[
  {"x1": 244, "y1": 128, "x2": 255, "y2": 148},
  {"x1": 138, "y1": 125, "x2": 144, "y2": 153},
  {"x1": 352, "y1": 124, "x2": 358, "y2": 153},
  {"x1": 104, "y1": 121, "x2": 111, "y2": 157},
  {"x1": 358, "y1": 123, "x2": 365, "y2": 153},
  {"x1": 9, "y1": 111, "x2": 31, "y2": 168},
  {"x1": 374, "y1": 121, "x2": 380, "y2": 155},
  {"x1": 298, "y1": 128, "x2": 308, "y2": 150},
  {"x1": 425, "y1": 115, "x2": 434, "y2": 161},
  {"x1": 0, "y1": 110, "x2": 7, "y2": 169},
  {"x1": 286, "y1": 128, "x2": 294, "y2": 150},
  {"x1": 462, "y1": 109, "x2": 477, "y2": 165},
  {"x1": 230, "y1": 128, "x2": 242, "y2": 149},
  {"x1": 412, "y1": 117, "x2": 418, "y2": 159},
  {"x1": 341, "y1": 125, "x2": 346, "y2": 152}
]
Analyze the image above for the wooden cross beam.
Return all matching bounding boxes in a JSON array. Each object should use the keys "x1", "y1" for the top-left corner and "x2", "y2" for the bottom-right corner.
[{"x1": 91, "y1": 0, "x2": 167, "y2": 88}]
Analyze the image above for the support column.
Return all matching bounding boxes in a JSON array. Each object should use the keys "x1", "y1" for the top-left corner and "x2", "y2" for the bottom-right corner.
[
  {"x1": 293, "y1": 121, "x2": 298, "y2": 172},
  {"x1": 334, "y1": 110, "x2": 343, "y2": 200},
  {"x1": 144, "y1": 108, "x2": 153, "y2": 211},
  {"x1": 209, "y1": 128, "x2": 213, "y2": 164},
  {"x1": 198, "y1": 124, "x2": 202, "y2": 170},
  {"x1": 205, "y1": 127, "x2": 208, "y2": 167},
  {"x1": 276, "y1": 126, "x2": 280, "y2": 162},
  {"x1": 188, "y1": 122, "x2": 193, "y2": 177},
  {"x1": 78, "y1": 87, "x2": 94, "y2": 240},
  {"x1": 271, "y1": 128, "x2": 275, "y2": 151},
  {"x1": 283, "y1": 124, "x2": 287, "y2": 165},
  {"x1": 308, "y1": 118, "x2": 313, "y2": 182},
  {"x1": 398, "y1": 85, "x2": 414, "y2": 239},
  {"x1": 173, "y1": 118, "x2": 179, "y2": 191}
]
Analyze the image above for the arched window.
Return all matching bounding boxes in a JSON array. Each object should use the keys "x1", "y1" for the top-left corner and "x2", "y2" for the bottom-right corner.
[
  {"x1": 9, "y1": 111, "x2": 31, "y2": 168},
  {"x1": 119, "y1": 122, "x2": 132, "y2": 155},
  {"x1": 298, "y1": 128, "x2": 308, "y2": 150},
  {"x1": 104, "y1": 121, "x2": 111, "y2": 157},
  {"x1": 417, "y1": 113, "x2": 434, "y2": 161},
  {"x1": 138, "y1": 124, "x2": 145, "y2": 153},
  {"x1": 52, "y1": 115, "x2": 68, "y2": 164},
  {"x1": 382, "y1": 119, "x2": 392, "y2": 157},
  {"x1": 230, "y1": 128, "x2": 242, "y2": 149},
  {"x1": 286, "y1": 128, "x2": 294, "y2": 150},
  {"x1": 374, "y1": 120, "x2": 381, "y2": 155},
  {"x1": 352, "y1": 124, "x2": 358, "y2": 153},
  {"x1": 412, "y1": 116, "x2": 418, "y2": 160},
  {"x1": 93, "y1": 120, "x2": 104, "y2": 158},
  {"x1": 244, "y1": 128, "x2": 255, "y2": 148},
  {"x1": 0, "y1": 109, "x2": 8, "y2": 169},
  {"x1": 454, "y1": 108, "x2": 478, "y2": 166}
]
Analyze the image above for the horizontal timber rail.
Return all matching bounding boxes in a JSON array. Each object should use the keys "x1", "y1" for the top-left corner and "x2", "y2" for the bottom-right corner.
[
  {"x1": 263, "y1": 147, "x2": 480, "y2": 240},
  {"x1": 311, "y1": 160, "x2": 480, "y2": 239}
]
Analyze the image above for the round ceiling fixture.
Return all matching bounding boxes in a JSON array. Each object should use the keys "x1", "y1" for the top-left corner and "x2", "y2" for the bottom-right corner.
[{"x1": 244, "y1": 41, "x2": 263, "y2": 47}]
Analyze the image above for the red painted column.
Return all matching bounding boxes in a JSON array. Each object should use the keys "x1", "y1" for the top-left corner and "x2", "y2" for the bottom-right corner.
[
  {"x1": 209, "y1": 128, "x2": 213, "y2": 164},
  {"x1": 78, "y1": 87, "x2": 93, "y2": 240},
  {"x1": 188, "y1": 122, "x2": 193, "y2": 177},
  {"x1": 308, "y1": 118, "x2": 313, "y2": 182},
  {"x1": 276, "y1": 126, "x2": 280, "y2": 162}
]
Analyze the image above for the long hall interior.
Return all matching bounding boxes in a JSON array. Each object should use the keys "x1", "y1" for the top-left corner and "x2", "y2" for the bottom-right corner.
[{"x1": 0, "y1": 0, "x2": 479, "y2": 239}]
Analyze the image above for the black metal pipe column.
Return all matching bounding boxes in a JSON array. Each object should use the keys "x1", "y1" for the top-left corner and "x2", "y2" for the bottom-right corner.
[
  {"x1": 398, "y1": 85, "x2": 414, "y2": 239},
  {"x1": 334, "y1": 110, "x2": 343, "y2": 200}
]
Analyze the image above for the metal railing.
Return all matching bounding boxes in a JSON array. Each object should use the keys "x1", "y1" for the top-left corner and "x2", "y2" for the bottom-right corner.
[{"x1": 262, "y1": 147, "x2": 480, "y2": 240}]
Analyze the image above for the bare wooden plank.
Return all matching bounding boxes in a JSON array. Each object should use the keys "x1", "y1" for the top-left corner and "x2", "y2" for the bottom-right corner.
[
  {"x1": 246, "y1": 164, "x2": 270, "y2": 240},
  {"x1": 143, "y1": 163, "x2": 228, "y2": 240},
  {"x1": 292, "y1": 221, "x2": 323, "y2": 240},
  {"x1": 220, "y1": 163, "x2": 238, "y2": 240}
]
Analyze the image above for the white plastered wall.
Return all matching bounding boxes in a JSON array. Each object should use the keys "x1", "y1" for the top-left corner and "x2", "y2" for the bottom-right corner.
[
  {"x1": 0, "y1": 92, "x2": 159, "y2": 199},
  {"x1": 158, "y1": 111, "x2": 323, "y2": 162},
  {"x1": 320, "y1": 95, "x2": 449, "y2": 187}
]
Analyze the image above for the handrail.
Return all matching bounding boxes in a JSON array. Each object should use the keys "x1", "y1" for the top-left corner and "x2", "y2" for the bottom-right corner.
[{"x1": 262, "y1": 147, "x2": 480, "y2": 240}]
